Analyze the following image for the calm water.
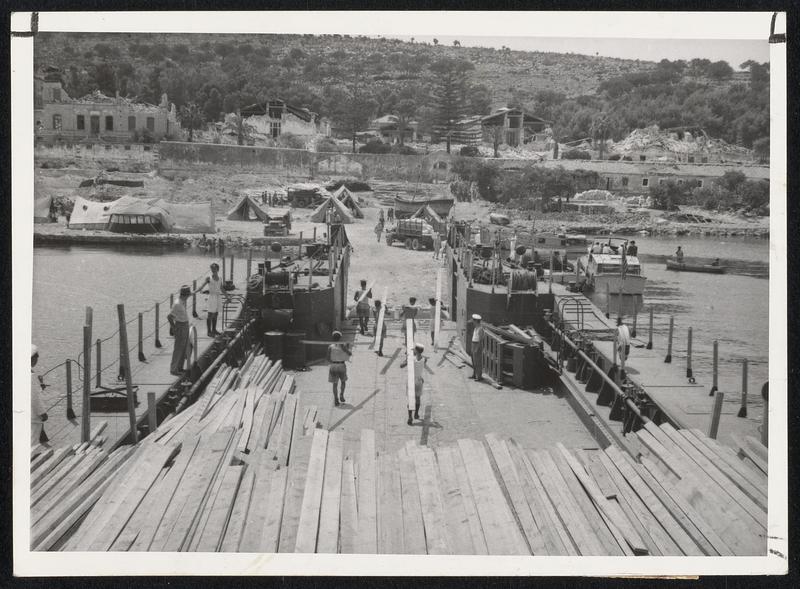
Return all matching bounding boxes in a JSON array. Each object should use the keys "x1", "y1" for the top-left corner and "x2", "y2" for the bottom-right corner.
[{"x1": 31, "y1": 234, "x2": 770, "y2": 412}]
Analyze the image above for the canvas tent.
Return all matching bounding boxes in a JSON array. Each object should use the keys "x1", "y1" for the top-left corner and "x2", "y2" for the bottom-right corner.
[
  {"x1": 411, "y1": 204, "x2": 445, "y2": 235},
  {"x1": 332, "y1": 185, "x2": 364, "y2": 219},
  {"x1": 68, "y1": 195, "x2": 120, "y2": 230},
  {"x1": 34, "y1": 195, "x2": 53, "y2": 223},
  {"x1": 309, "y1": 195, "x2": 354, "y2": 224},
  {"x1": 227, "y1": 194, "x2": 270, "y2": 221},
  {"x1": 158, "y1": 200, "x2": 215, "y2": 234},
  {"x1": 69, "y1": 195, "x2": 214, "y2": 234}
]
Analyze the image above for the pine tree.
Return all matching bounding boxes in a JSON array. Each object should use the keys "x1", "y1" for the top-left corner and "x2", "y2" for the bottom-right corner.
[{"x1": 429, "y1": 58, "x2": 474, "y2": 153}]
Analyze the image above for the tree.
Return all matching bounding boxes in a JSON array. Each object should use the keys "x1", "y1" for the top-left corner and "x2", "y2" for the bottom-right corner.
[
  {"x1": 392, "y1": 98, "x2": 417, "y2": 146},
  {"x1": 224, "y1": 110, "x2": 255, "y2": 146},
  {"x1": 179, "y1": 102, "x2": 204, "y2": 142},
  {"x1": 326, "y1": 70, "x2": 377, "y2": 153},
  {"x1": 203, "y1": 87, "x2": 223, "y2": 122},
  {"x1": 468, "y1": 84, "x2": 493, "y2": 116},
  {"x1": 485, "y1": 124, "x2": 505, "y2": 158},
  {"x1": 707, "y1": 60, "x2": 734, "y2": 80},
  {"x1": 453, "y1": 40, "x2": 461, "y2": 47},
  {"x1": 428, "y1": 58, "x2": 475, "y2": 153},
  {"x1": 433, "y1": 38, "x2": 439, "y2": 46}
]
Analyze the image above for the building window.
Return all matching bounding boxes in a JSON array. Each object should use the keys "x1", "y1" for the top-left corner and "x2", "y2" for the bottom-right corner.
[
  {"x1": 124, "y1": 145, "x2": 131, "y2": 151},
  {"x1": 52, "y1": 88, "x2": 61, "y2": 101},
  {"x1": 146, "y1": 117, "x2": 155, "y2": 132},
  {"x1": 143, "y1": 145, "x2": 151, "y2": 152},
  {"x1": 104, "y1": 116, "x2": 113, "y2": 131},
  {"x1": 128, "y1": 116, "x2": 136, "y2": 131},
  {"x1": 678, "y1": 179, "x2": 684, "y2": 185},
  {"x1": 642, "y1": 178, "x2": 649, "y2": 187},
  {"x1": 639, "y1": 155, "x2": 646, "y2": 161},
  {"x1": 105, "y1": 144, "x2": 112, "y2": 151},
  {"x1": 697, "y1": 180, "x2": 704, "y2": 188},
  {"x1": 77, "y1": 115, "x2": 85, "y2": 130},
  {"x1": 621, "y1": 177, "x2": 629, "y2": 187},
  {"x1": 687, "y1": 156, "x2": 695, "y2": 163},
  {"x1": 270, "y1": 121, "x2": 281, "y2": 138},
  {"x1": 52, "y1": 114, "x2": 62, "y2": 131},
  {"x1": 701, "y1": 156, "x2": 708, "y2": 163},
  {"x1": 658, "y1": 179, "x2": 667, "y2": 186}
]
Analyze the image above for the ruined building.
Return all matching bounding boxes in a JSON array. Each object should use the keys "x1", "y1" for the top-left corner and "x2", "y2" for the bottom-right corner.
[
  {"x1": 238, "y1": 100, "x2": 331, "y2": 140},
  {"x1": 34, "y1": 67, "x2": 178, "y2": 144}
]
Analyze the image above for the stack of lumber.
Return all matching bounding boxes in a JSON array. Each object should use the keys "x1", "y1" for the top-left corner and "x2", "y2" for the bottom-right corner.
[{"x1": 32, "y1": 348, "x2": 319, "y2": 552}]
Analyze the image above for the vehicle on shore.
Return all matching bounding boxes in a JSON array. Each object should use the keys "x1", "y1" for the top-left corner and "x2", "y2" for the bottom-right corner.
[
  {"x1": 666, "y1": 259, "x2": 726, "y2": 274},
  {"x1": 385, "y1": 219, "x2": 436, "y2": 250},
  {"x1": 580, "y1": 237, "x2": 647, "y2": 295}
]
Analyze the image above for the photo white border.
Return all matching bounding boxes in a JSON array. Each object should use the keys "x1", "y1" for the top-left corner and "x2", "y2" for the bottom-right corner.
[{"x1": 11, "y1": 10, "x2": 788, "y2": 577}]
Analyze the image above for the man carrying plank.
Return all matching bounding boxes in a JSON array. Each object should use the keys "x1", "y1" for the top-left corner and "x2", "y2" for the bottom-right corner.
[
  {"x1": 326, "y1": 331, "x2": 352, "y2": 406},
  {"x1": 354, "y1": 279, "x2": 373, "y2": 335},
  {"x1": 408, "y1": 343, "x2": 427, "y2": 426},
  {"x1": 373, "y1": 299, "x2": 388, "y2": 357},
  {"x1": 470, "y1": 314, "x2": 484, "y2": 382}
]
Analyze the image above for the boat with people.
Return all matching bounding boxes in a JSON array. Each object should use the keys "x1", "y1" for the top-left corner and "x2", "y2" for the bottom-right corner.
[
  {"x1": 665, "y1": 259, "x2": 727, "y2": 274},
  {"x1": 579, "y1": 236, "x2": 647, "y2": 295}
]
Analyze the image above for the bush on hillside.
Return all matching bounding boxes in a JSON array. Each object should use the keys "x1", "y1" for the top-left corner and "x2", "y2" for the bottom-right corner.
[
  {"x1": 276, "y1": 133, "x2": 307, "y2": 150},
  {"x1": 316, "y1": 137, "x2": 343, "y2": 153},
  {"x1": 359, "y1": 140, "x2": 391, "y2": 154},
  {"x1": 326, "y1": 179, "x2": 373, "y2": 192},
  {"x1": 459, "y1": 145, "x2": 480, "y2": 157},
  {"x1": 391, "y1": 144, "x2": 419, "y2": 155}
]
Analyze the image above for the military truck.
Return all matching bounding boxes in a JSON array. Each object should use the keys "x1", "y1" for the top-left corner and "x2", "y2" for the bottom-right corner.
[{"x1": 384, "y1": 219, "x2": 436, "y2": 250}]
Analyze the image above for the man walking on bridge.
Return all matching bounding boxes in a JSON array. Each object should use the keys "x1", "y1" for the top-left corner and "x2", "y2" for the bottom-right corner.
[
  {"x1": 470, "y1": 314, "x2": 484, "y2": 381},
  {"x1": 408, "y1": 343, "x2": 427, "y2": 425},
  {"x1": 327, "y1": 331, "x2": 352, "y2": 406}
]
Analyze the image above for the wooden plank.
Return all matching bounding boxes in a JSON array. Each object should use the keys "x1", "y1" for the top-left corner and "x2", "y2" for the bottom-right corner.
[
  {"x1": 317, "y1": 430, "x2": 344, "y2": 554},
  {"x1": 31, "y1": 452, "x2": 87, "y2": 507},
  {"x1": 595, "y1": 450, "x2": 683, "y2": 557},
  {"x1": 484, "y1": 434, "x2": 546, "y2": 555},
  {"x1": 32, "y1": 451, "x2": 107, "y2": 523},
  {"x1": 505, "y1": 440, "x2": 570, "y2": 555},
  {"x1": 355, "y1": 429, "x2": 378, "y2": 554},
  {"x1": 259, "y1": 466, "x2": 289, "y2": 553},
  {"x1": 411, "y1": 446, "x2": 451, "y2": 555},
  {"x1": 745, "y1": 436, "x2": 768, "y2": 465},
  {"x1": 236, "y1": 386, "x2": 258, "y2": 453},
  {"x1": 30, "y1": 448, "x2": 54, "y2": 473},
  {"x1": 434, "y1": 446, "x2": 476, "y2": 555},
  {"x1": 449, "y1": 445, "x2": 489, "y2": 555},
  {"x1": 456, "y1": 439, "x2": 527, "y2": 555},
  {"x1": 338, "y1": 455, "x2": 359, "y2": 554},
  {"x1": 371, "y1": 286, "x2": 389, "y2": 351},
  {"x1": 731, "y1": 434, "x2": 768, "y2": 474},
  {"x1": 219, "y1": 468, "x2": 256, "y2": 552},
  {"x1": 434, "y1": 268, "x2": 442, "y2": 351},
  {"x1": 556, "y1": 443, "x2": 644, "y2": 555},
  {"x1": 253, "y1": 396, "x2": 278, "y2": 451},
  {"x1": 294, "y1": 428, "x2": 329, "y2": 553},
  {"x1": 275, "y1": 394, "x2": 298, "y2": 467},
  {"x1": 31, "y1": 447, "x2": 74, "y2": 488},
  {"x1": 194, "y1": 465, "x2": 244, "y2": 552},
  {"x1": 577, "y1": 450, "x2": 617, "y2": 499},
  {"x1": 397, "y1": 447, "x2": 427, "y2": 554},
  {"x1": 376, "y1": 452, "x2": 404, "y2": 554},
  {"x1": 528, "y1": 449, "x2": 601, "y2": 555},
  {"x1": 239, "y1": 455, "x2": 279, "y2": 552},
  {"x1": 277, "y1": 431, "x2": 313, "y2": 552},
  {"x1": 604, "y1": 446, "x2": 708, "y2": 556},
  {"x1": 406, "y1": 319, "x2": 415, "y2": 410}
]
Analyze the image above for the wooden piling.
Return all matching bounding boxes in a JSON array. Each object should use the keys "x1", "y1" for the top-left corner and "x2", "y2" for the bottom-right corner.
[
  {"x1": 631, "y1": 299, "x2": 638, "y2": 338},
  {"x1": 116, "y1": 304, "x2": 138, "y2": 444},
  {"x1": 155, "y1": 302, "x2": 162, "y2": 348},
  {"x1": 761, "y1": 382, "x2": 768, "y2": 446},
  {"x1": 65, "y1": 360, "x2": 76, "y2": 420},
  {"x1": 138, "y1": 312, "x2": 146, "y2": 362},
  {"x1": 605, "y1": 283, "x2": 610, "y2": 318},
  {"x1": 664, "y1": 316, "x2": 674, "y2": 363},
  {"x1": 81, "y1": 324, "x2": 91, "y2": 443},
  {"x1": 686, "y1": 327, "x2": 693, "y2": 379},
  {"x1": 170, "y1": 293, "x2": 174, "y2": 310},
  {"x1": 247, "y1": 248, "x2": 252, "y2": 279},
  {"x1": 709, "y1": 340, "x2": 718, "y2": 396},
  {"x1": 308, "y1": 249, "x2": 313, "y2": 292},
  {"x1": 737, "y1": 359, "x2": 748, "y2": 418},
  {"x1": 95, "y1": 338, "x2": 102, "y2": 388},
  {"x1": 222, "y1": 257, "x2": 227, "y2": 285},
  {"x1": 708, "y1": 391, "x2": 725, "y2": 439},
  {"x1": 313, "y1": 227, "x2": 317, "y2": 242},
  {"x1": 617, "y1": 281, "x2": 624, "y2": 322},
  {"x1": 192, "y1": 280, "x2": 198, "y2": 318},
  {"x1": 299, "y1": 231, "x2": 303, "y2": 260},
  {"x1": 147, "y1": 392, "x2": 157, "y2": 435},
  {"x1": 646, "y1": 307, "x2": 653, "y2": 350},
  {"x1": 230, "y1": 255, "x2": 235, "y2": 281}
]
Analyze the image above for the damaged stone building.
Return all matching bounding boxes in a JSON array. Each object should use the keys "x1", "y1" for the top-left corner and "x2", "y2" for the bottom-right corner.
[
  {"x1": 238, "y1": 100, "x2": 331, "y2": 140},
  {"x1": 432, "y1": 107, "x2": 550, "y2": 147},
  {"x1": 34, "y1": 67, "x2": 179, "y2": 144}
]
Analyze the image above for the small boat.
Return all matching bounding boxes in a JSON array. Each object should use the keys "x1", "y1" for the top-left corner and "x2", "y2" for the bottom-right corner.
[
  {"x1": 489, "y1": 213, "x2": 511, "y2": 226},
  {"x1": 394, "y1": 195, "x2": 454, "y2": 219},
  {"x1": 665, "y1": 259, "x2": 727, "y2": 274},
  {"x1": 581, "y1": 237, "x2": 647, "y2": 295}
]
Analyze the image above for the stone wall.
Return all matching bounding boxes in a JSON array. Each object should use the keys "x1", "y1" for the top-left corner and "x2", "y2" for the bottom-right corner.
[{"x1": 35, "y1": 142, "x2": 159, "y2": 170}]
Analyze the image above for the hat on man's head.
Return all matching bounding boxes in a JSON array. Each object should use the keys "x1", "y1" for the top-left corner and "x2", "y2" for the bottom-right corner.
[
  {"x1": 414, "y1": 343, "x2": 425, "y2": 351},
  {"x1": 472, "y1": 314, "x2": 482, "y2": 321},
  {"x1": 332, "y1": 330, "x2": 342, "y2": 340},
  {"x1": 31, "y1": 345, "x2": 38, "y2": 357},
  {"x1": 179, "y1": 285, "x2": 191, "y2": 297}
]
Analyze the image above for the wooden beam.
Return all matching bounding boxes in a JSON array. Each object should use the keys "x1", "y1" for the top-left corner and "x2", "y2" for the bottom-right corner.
[
  {"x1": 338, "y1": 455, "x2": 359, "y2": 554},
  {"x1": 411, "y1": 446, "x2": 451, "y2": 555},
  {"x1": 434, "y1": 268, "x2": 442, "y2": 351},
  {"x1": 397, "y1": 448, "x2": 427, "y2": 555},
  {"x1": 294, "y1": 428, "x2": 329, "y2": 553},
  {"x1": 371, "y1": 287, "x2": 389, "y2": 351},
  {"x1": 317, "y1": 430, "x2": 344, "y2": 554},
  {"x1": 355, "y1": 429, "x2": 378, "y2": 553},
  {"x1": 406, "y1": 319, "x2": 415, "y2": 411}
]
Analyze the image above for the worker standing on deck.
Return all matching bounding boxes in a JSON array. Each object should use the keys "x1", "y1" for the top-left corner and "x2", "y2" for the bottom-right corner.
[
  {"x1": 168, "y1": 285, "x2": 192, "y2": 376},
  {"x1": 432, "y1": 232, "x2": 442, "y2": 260},
  {"x1": 30, "y1": 345, "x2": 48, "y2": 445},
  {"x1": 327, "y1": 331, "x2": 351, "y2": 406},
  {"x1": 373, "y1": 300, "x2": 388, "y2": 357},
  {"x1": 675, "y1": 246, "x2": 684, "y2": 264},
  {"x1": 197, "y1": 263, "x2": 223, "y2": 337},
  {"x1": 387, "y1": 207, "x2": 394, "y2": 222},
  {"x1": 470, "y1": 314, "x2": 484, "y2": 381},
  {"x1": 408, "y1": 343, "x2": 427, "y2": 425},
  {"x1": 379, "y1": 208, "x2": 385, "y2": 224},
  {"x1": 616, "y1": 317, "x2": 631, "y2": 363},
  {"x1": 627, "y1": 241, "x2": 638, "y2": 257},
  {"x1": 354, "y1": 279, "x2": 372, "y2": 335},
  {"x1": 399, "y1": 297, "x2": 419, "y2": 368},
  {"x1": 375, "y1": 219, "x2": 384, "y2": 243}
]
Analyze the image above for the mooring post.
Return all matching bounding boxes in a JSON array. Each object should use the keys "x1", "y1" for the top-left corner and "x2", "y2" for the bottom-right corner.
[
  {"x1": 93, "y1": 338, "x2": 101, "y2": 388},
  {"x1": 192, "y1": 325, "x2": 198, "y2": 366},
  {"x1": 117, "y1": 304, "x2": 138, "y2": 444},
  {"x1": 82, "y1": 324, "x2": 91, "y2": 443},
  {"x1": 761, "y1": 382, "x2": 768, "y2": 446},
  {"x1": 737, "y1": 358, "x2": 748, "y2": 418},
  {"x1": 548, "y1": 251, "x2": 553, "y2": 294},
  {"x1": 686, "y1": 327, "x2": 693, "y2": 378},
  {"x1": 154, "y1": 302, "x2": 162, "y2": 348},
  {"x1": 247, "y1": 248, "x2": 252, "y2": 279},
  {"x1": 665, "y1": 316, "x2": 674, "y2": 363},
  {"x1": 313, "y1": 227, "x2": 317, "y2": 242},
  {"x1": 708, "y1": 391, "x2": 725, "y2": 439},
  {"x1": 631, "y1": 298, "x2": 638, "y2": 338},
  {"x1": 299, "y1": 231, "x2": 303, "y2": 260},
  {"x1": 222, "y1": 256, "x2": 227, "y2": 286},
  {"x1": 230, "y1": 254, "x2": 235, "y2": 282},
  {"x1": 646, "y1": 307, "x2": 654, "y2": 350},
  {"x1": 147, "y1": 392, "x2": 157, "y2": 434},
  {"x1": 308, "y1": 250, "x2": 313, "y2": 292},
  {"x1": 65, "y1": 360, "x2": 76, "y2": 420},
  {"x1": 137, "y1": 312, "x2": 146, "y2": 362},
  {"x1": 192, "y1": 279, "x2": 198, "y2": 318},
  {"x1": 617, "y1": 281, "x2": 624, "y2": 322},
  {"x1": 605, "y1": 282, "x2": 611, "y2": 318},
  {"x1": 709, "y1": 340, "x2": 719, "y2": 396}
]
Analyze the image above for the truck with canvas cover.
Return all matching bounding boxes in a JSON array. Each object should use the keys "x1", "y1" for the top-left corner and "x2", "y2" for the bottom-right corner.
[{"x1": 385, "y1": 219, "x2": 436, "y2": 251}]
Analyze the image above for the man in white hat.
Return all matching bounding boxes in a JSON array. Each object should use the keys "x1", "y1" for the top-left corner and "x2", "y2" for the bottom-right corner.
[
  {"x1": 470, "y1": 314, "x2": 484, "y2": 381},
  {"x1": 327, "y1": 331, "x2": 352, "y2": 406},
  {"x1": 168, "y1": 285, "x2": 192, "y2": 376},
  {"x1": 31, "y1": 345, "x2": 48, "y2": 445},
  {"x1": 408, "y1": 342, "x2": 427, "y2": 425}
]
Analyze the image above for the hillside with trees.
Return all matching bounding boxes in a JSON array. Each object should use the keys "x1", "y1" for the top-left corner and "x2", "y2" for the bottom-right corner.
[{"x1": 34, "y1": 32, "x2": 769, "y2": 150}]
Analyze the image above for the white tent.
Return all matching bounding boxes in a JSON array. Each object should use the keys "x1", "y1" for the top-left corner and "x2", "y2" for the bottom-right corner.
[
  {"x1": 309, "y1": 195, "x2": 354, "y2": 224},
  {"x1": 226, "y1": 194, "x2": 270, "y2": 221},
  {"x1": 157, "y1": 200, "x2": 215, "y2": 234},
  {"x1": 68, "y1": 196, "x2": 123, "y2": 230},
  {"x1": 333, "y1": 185, "x2": 364, "y2": 219}
]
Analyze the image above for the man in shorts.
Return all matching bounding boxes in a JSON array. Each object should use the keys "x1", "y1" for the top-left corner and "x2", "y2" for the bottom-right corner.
[
  {"x1": 327, "y1": 331, "x2": 352, "y2": 406},
  {"x1": 408, "y1": 343, "x2": 426, "y2": 425},
  {"x1": 354, "y1": 279, "x2": 372, "y2": 335}
]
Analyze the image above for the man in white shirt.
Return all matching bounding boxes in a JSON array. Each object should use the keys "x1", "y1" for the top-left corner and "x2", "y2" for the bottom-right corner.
[
  {"x1": 470, "y1": 314, "x2": 484, "y2": 381},
  {"x1": 408, "y1": 343, "x2": 427, "y2": 425},
  {"x1": 617, "y1": 317, "x2": 631, "y2": 363},
  {"x1": 327, "y1": 331, "x2": 352, "y2": 406}
]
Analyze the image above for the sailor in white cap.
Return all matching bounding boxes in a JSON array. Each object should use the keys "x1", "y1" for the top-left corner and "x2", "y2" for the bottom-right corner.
[
  {"x1": 31, "y1": 345, "x2": 48, "y2": 445},
  {"x1": 327, "y1": 330, "x2": 352, "y2": 406},
  {"x1": 408, "y1": 342, "x2": 427, "y2": 426},
  {"x1": 470, "y1": 314, "x2": 484, "y2": 381},
  {"x1": 168, "y1": 285, "x2": 193, "y2": 376}
]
